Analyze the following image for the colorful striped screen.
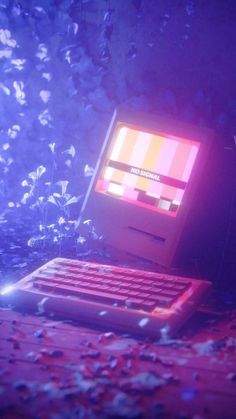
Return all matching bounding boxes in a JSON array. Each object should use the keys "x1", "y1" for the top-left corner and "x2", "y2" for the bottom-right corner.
[{"x1": 95, "y1": 124, "x2": 200, "y2": 216}]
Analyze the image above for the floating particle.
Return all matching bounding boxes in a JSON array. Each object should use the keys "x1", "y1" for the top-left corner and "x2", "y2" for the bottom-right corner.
[
  {"x1": 13, "y1": 262, "x2": 27, "y2": 268},
  {"x1": 84, "y1": 164, "x2": 94, "y2": 177},
  {"x1": 33, "y1": 6, "x2": 46, "y2": 15},
  {"x1": 38, "y1": 109, "x2": 52, "y2": 126},
  {"x1": 49, "y1": 142, "x2": 56, "y2": 153},
  {"x1": 10, "y1": 59, "x2": 26, "y2": 70},
  {"x1": 58, "y1": 216, "x2": 65, "y2": 225},
  {"x1": 68, "y1": 22, "x2": 79, "y2": 35},
  {"x1": 39, "y1": 90, "x2": 51, "y2": 103},
  {"x1": 64, "y1": 49, "x2": 71, "y2": 64},
  {"x1": 65, "y1": 159, "x2": 71, "y2": 167},
  {"x1": 138, "y1": 317, "x2": 149, "y2": 328},
  {"x1": 7, "y1": 124, "x2": 21, "y2": 139},
  {"x1": 0, "y1": 49, "x2": 12, "y2": 58},
  {"x1": 99, "y1": 310, "x2": 108, "y2": 316},
  {"x1": 77, "y1": 235, "x2": 86, "y2": 245},
  {"x1": 0, "y1": 82, "x2": 10, "y2": 95},
  {"x1": 0, "y1": 29, "x2": 17, "y2": 47},
  {"x1": 42, "y1": 72, "x2": 51, "y2": 81},
  {"x1": 13, "y1": 81, "x2": 26, "y2": 105},
  {"x1": 36, "y1": 43, "x2": 50, "y2": 62},
  {"x1": 27, "y1": 237, "x2": 37, "y2": 247},
  {"x1": 62, "y1": 144, "x2": 76, "y2": 158},
  {"x1": 3, "y1": 143, "x2": 10, "y2": 150},
  {"x1": 37, "y1": 297, "x2": 49, "y2": 314},
  {"x1": 83, "y1": 219, "x2": 92, "y2": 226}
]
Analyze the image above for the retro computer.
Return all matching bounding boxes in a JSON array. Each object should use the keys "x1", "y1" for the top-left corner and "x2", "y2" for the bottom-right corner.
[
  {"x1": 1, "y1": 107, "x2": 213, "y2": 337},
  {"x1": 77, "y1": 106, "x2": 213, "y2": 267}
]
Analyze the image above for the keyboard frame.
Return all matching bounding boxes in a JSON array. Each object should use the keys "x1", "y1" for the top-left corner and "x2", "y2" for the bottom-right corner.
[{"x1": 2, "y1": 258, "x2": 212, "y2": 338}]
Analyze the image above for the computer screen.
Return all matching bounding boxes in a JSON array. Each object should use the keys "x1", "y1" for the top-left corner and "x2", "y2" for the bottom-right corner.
[
  {"x1": 78, "y1": 107, "x2": 213, "y2": 267},
  {"x1": 95, "y1": 124, "x2": 200, "y2": 217}
]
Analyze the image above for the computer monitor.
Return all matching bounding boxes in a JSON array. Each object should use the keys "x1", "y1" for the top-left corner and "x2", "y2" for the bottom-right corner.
[{"x1": 77, "y1": 107, "x2": 213, "y2": 267}]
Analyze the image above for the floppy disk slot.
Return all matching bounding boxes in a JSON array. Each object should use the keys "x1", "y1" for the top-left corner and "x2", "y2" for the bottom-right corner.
[{"x1": 127, "y1": 226, "x2": 166, "y2": 244}]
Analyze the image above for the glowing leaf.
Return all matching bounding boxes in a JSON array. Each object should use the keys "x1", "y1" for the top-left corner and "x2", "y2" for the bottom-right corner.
[
  {"x1": 48, "y1": 195, "x2": 57, "y2": 205},
  {"x1": 64, "y1": 196, "x2": 79, "y2": 206},
  {"x1": 57, "y1": 180, "x2": 68, "y2": 196}
]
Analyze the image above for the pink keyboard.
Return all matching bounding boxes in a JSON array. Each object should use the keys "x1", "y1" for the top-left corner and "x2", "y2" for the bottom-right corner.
[{"x1": 2, "y1": 258, "x2": 211, "y2": 338}]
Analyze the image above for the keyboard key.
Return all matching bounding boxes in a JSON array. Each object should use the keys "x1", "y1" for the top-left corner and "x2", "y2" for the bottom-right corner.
[
  {"x1": 34, "y1": 280, "x2": 127, "y2": 305},
  {"x1": 31, "y1": 259, "x2": 193, "y2": 314},
  {"x1": 4, "y1": 257, "x2": 212, "y2": 338},
  {"x1": 154, "y1": 296, "x2": 174, "y2": 307},
  {"x1": 125, "y1": 298, "x2": 143, "y2": 309},
  {"x1": 138, "y1": 285, "x2": 153, "y2": 292},
  {"x1": 140, "y1": 300, "x2": 157, "y2": 311}
]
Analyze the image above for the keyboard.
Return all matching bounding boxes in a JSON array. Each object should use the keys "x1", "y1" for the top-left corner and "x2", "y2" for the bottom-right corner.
[{"x1": 1, "y1": 258, "x2": 211, "y2": 338}]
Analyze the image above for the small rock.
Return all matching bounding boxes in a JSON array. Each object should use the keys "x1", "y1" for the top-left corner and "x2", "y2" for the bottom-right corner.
[
  {"x1": 226, "y1": 372, "x2": 236, "y2": 381},
  {"x1": 34, "y1": 328, "x2": 47, "y2": 338},
  {"x1": 80, "y1": 350, "x2": 101, "y2": 359},
  {"x1": 48, "y1": 349, "x2": 64, "y2": 358}
]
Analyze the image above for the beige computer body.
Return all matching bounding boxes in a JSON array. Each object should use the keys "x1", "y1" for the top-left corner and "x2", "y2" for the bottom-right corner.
[{"x1": 77, "y1": 107, "x2": 213, "y2": 268}]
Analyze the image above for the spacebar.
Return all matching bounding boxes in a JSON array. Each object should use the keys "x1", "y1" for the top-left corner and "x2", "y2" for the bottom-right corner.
[{"x1": 34, "y1": 280, "x2": 127, "y2": 305}]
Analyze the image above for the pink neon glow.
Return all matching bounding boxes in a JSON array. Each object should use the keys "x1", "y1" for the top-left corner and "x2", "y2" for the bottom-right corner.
[
  {"x1": 123, "y1": 187, "x2": 139, "y2": 200},
  {"x1": 174, "y1": 188, "x2": 184, "y2": 202},
  {"x1": 182, "y1": 145, "x2": 199, "y2": 181},
  {"x1": 96, "y1": 179, "x2": 109, "y2": 191},
  {"x1": 161, "y1": 184, "x2": 179, "y2": 201},
  {"x1": 109, "y1": 126, "x2": 127, "y2": 161},
  {"x1": 123, "y1": 172, "x2": 138, "y2": 188},
  {"x1": 96, "y1": 124, "x2": 201, "y2": 216},
  {"x1": 123, "y1": 131, "x2": 152, "y2": 188},
  {"x1": 167, "y1": 142, "x2": 197, "y2": 181},
  {"x1": 148, "y1": 181, "x2": 163, "y2": 196},
  {"x1": 154, "y1": 137, "x2": 179, "y2": 175},
  {"x1": 152, "y1": 137, "x2": 178, "y2": 199}
]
